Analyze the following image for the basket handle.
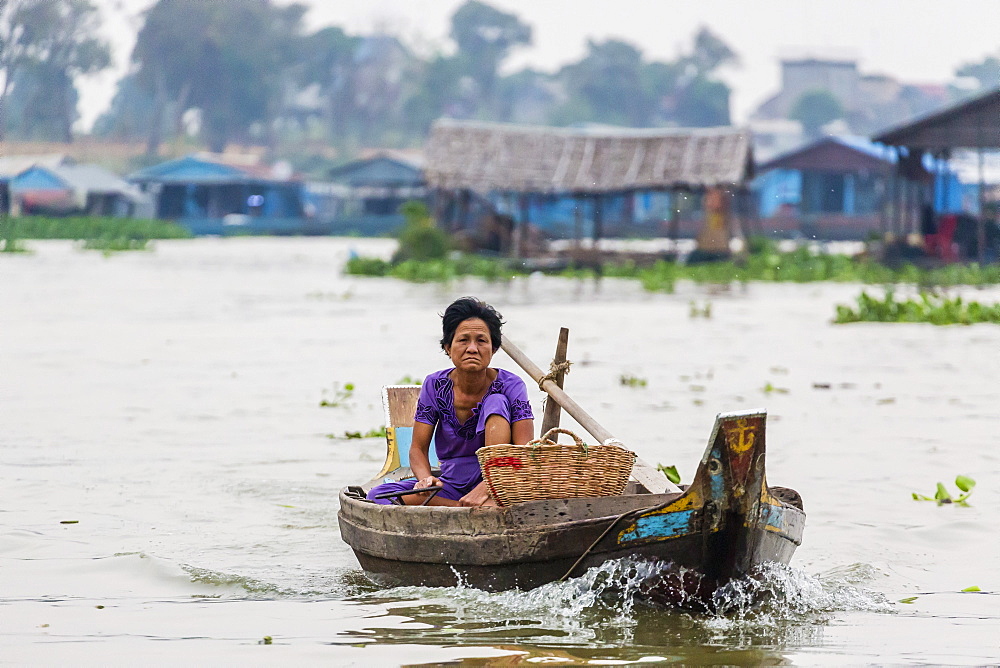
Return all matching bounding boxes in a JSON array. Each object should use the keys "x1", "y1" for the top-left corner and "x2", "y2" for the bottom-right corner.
[{"x1": 530, "y1": 427, "x2": 586, "y2": 447}]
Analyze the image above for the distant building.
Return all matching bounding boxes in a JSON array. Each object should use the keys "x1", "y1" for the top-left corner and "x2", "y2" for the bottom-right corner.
[
  {"x1": 323, "y1": 152, "x2": 425, "y2": 235},
  {"x1": 0, "y1": 154, "x2": 147, "y2": 217},
  {"x1": 753, "y1": 57, "x2": 954, "y2": 137},
  {"x1": 0, "y1": 154, "x2": 72, "y2": 215},
  {"x1": 11, "y1": 163, "x2": 148, "y2": 217},
  {"x1": 128, "y1": 154, "x2": 311, "y2": 235},
  {"x1": 753, "y1": 136, "x2": 961, "y2": 240},
  {"x1": 423, "y1": 119, "x2": 755, "y2": 256}
]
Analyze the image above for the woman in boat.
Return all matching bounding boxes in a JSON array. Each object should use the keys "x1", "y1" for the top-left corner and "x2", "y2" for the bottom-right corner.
[{"x1": 367, "y1": 297, "x2": 534, "y2": 507}]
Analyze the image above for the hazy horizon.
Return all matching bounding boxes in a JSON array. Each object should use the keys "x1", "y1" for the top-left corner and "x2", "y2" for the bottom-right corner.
[{"x1": 79, "y1": 0, "x2": 1000, "y2": 133}]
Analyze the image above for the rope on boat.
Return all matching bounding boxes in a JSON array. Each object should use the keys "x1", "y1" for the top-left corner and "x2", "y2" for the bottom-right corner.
[
  {"x1": 558, "y1": 498, "x2": 669, "y2": 582},
  {"x1": 536, "y1": 359, "x2": 572, "y2": 392}
]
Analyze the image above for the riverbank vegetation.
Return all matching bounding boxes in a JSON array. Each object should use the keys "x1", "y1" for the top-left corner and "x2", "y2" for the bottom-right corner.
[
  {"x1": 0, "y1": 216, "x2": 190, "y2": 254},
  {"x1": 346, "y1": 233, "x2": 1000, "y2": 290},
  {"x1": 834, "y1": 289, "x2": 1000, "y2": 325}
]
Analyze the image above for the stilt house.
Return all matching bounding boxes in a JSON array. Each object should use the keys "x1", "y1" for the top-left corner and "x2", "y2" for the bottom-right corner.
[{"x1": 422, "y1": 120, "x2": 754, "y2": 256}]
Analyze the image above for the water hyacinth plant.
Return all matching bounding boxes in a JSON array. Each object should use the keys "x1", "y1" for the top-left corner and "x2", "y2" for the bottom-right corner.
[
  {"x1": 835, "y1": 290, "x2": 1000, "y2": 325},
  {"x1": 912, "y1": 475, "x2": 976, "y2": 506},
  {"x1": 656, "y1": 464, "x2": 682, "y2": 484},
  {"x1": 619, "y1": 374, "x2": 648, "y2": 388},
  {"x1": 347, "y1": 230, "x2": 1000, "y2": 291},
  {"x1": 319, "y1": 382, "x2": 355, "y2": 407}
]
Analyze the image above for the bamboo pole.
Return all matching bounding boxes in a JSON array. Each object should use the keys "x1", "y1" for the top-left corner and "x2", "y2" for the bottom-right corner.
[
  {"x1": 538, "y1": 327, "x2": 569, "y2": 435},
  {"x1": 501, "y1": 338, "x2": 681, "y2": 494}
]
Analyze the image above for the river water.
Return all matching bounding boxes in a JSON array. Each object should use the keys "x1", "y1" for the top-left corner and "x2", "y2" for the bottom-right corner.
[{"x1": 2, "y1": 238, "x2": 998, "y2": 665}]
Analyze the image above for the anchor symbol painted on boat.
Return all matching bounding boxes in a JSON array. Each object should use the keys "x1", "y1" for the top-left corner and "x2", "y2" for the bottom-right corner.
[{"x1": 725, "y1": 418, "x2": 755, "y2": 454}]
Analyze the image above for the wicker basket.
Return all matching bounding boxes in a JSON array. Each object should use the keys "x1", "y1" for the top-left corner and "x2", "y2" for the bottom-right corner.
[{"x1": 476, "y1": 428, "x2": 636, "y2": 506}]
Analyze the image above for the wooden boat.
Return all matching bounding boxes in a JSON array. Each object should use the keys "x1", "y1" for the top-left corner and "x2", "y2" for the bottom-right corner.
[{"x1": 337, "y1": 337, "x2": 805, "y2": 610}]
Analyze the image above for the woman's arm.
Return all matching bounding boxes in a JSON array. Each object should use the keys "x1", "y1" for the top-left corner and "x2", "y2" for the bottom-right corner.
[
  {"x1": 511, "y1": 418, "x2": 534, "y2": 445},
  {"x1": 408, "y1": 421, "x2": 438, "y2": 488}
]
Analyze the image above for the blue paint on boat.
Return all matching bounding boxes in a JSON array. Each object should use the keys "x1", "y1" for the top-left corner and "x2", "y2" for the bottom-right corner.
[{"x1": 619, "y1": 509, "x2": 696, "y2": 543}]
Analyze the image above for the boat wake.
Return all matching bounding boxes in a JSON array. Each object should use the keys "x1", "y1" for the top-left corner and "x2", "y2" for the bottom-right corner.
[{"x1": 348, "y1": 557, "x2": 893, "y2": 646}]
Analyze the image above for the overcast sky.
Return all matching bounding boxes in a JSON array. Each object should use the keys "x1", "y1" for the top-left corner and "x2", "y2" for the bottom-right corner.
[{"x1": 83, "y1": 0, "x2": 1000, "y2": 130}]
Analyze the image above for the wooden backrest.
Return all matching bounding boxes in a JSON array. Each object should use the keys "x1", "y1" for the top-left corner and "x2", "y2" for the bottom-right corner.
[
  {"x1": 384, "y1": 385, "x2": 421, "y2": 428},
  {"x1": 376, "y1": 385, "x2": 438, "y2": 479}
]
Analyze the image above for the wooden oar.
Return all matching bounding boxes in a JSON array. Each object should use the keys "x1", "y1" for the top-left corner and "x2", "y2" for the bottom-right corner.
[{"x1": 501, "y1": 338, "x2": 681, "y2": 494}]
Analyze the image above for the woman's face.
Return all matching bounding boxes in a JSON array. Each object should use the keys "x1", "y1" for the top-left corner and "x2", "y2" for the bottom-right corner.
[{"x1": 446, "y1": 317, "x2": 494, "y2": 373}]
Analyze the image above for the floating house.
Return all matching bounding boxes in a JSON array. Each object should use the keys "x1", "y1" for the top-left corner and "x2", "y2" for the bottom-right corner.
[
  {"x1": 874, "y1": 87, "x2": 1000, "y2": 261},
  {"x1": 423, "y1": 120, "x2": 754, "y2": 256},
  {"x1": 128, "y1": 154, "x2": 311, "y2": 235},
  {"x1": 324, "y1": 152, "x2": 425, "y2": 236},
  {"x1": 0, "y1": 154, "x2": 72, "y2": 215},
  {"x1": 10, "y1": 163, "x2": 148, "y2": 217},
  {"x1": 754, "y1": 137, "x2": 898, "y2": 240},
  {"x1": 755, "y1": 136, "x2": 963, "y2": 241}
]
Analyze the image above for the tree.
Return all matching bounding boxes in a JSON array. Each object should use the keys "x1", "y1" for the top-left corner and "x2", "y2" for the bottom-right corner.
[
  {"x1": 297, "y1": 26, "x2": 360, "y2": 142},
  {"x1": 552, "y1": 28, "x2": 737, "y2": 129},
  {"x1": 688, "y1": 27, "x2": 738, "y2": 76},
  {"x1": 449, "y1": 0, "x2": 531, "y2": 116},
  {"x1": 0, "y1": 0, "x2": 111, "y2": 141},
  {"x1": 557, "y1": 38, "x2": 649, "y2": 126},
  {"x1": 660, "y1": 27, "x2": 736, "y2": 127},
  {"x1": 131, "y1": 0, "x2": 308, "y2": 153},
  {"x1": 91, "y1": 73, "x2": 159, "y2": 141},
  {"x1": 672, "y1": 77, "x2": 731, "y2": 127},
  {"x1": 789, "y1": 89, "x2": 844, "y2": 138}
]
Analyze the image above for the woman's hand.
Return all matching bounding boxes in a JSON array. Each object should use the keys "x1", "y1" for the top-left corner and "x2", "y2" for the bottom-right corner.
[
  {"x1": 459, "y1": 481, "x2": 496, "y2": 507},
  {"x1": 414, "y1": 475, "x2": 441, "y2": 490}
]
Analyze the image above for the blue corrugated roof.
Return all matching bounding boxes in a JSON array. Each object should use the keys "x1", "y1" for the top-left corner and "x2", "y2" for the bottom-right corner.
[
  {"x1": 129, "y1": 156, "x2": 253, "y2": 183},
  {"x1": 327, "y1": 156, "x2": 424, "y2": 186}
]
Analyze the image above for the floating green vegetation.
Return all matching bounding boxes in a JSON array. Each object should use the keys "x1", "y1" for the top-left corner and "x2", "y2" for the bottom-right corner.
[
  {"x1": 395, "y1": 375, "x2": 423, "y2": 385},
  {"x1": 393, "y1": 201, "x2": 451, "y2": 263},
  {"x1": 619, "y1": 374, "x2": 648, "y2": 388},
  {"x1": 346, "y1": 233, "x2": 1000, "y2": 289},
  {"x1": 1, "y1": 216, "x2": 29, "y2": 253},
  {"x1": 656, "y1": 464, "x2": 682, "y2": 484},
  {"x1": 1, "y1": 215, "x2": 189, "y2": 255},
  {"x1": 689, "y1": 300, "x2": 712, "y2": 318},
  {"x1": 329, "y1": 426, "x2": 387, "y2": 440},
  {"x1": 912, "y1": 475, "x2": 976, "y2": 506},
  {"x1": 346, "y1": 254, "x2": 523, "y2": 283},
  {"x1": 835, "y1": 290, "x2": 1000, "y2": 325},
  {"x1": 761, "y1": 382, "x2": 789, "y2": 395},
  {"x1": 319, "y1": 382, "x2": 355, "y2": 407},
  {"x1": 13, "y1": 215, "x2": 190, "y2": 241}
]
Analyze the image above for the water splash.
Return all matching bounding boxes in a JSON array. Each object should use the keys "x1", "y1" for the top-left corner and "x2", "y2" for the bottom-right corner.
[
  {"x1": 710, "y1": 561, "x2": 894, "y2": 622},
  {"x1": 348, "y1": 557, "x2": 894, "y2": 647}
]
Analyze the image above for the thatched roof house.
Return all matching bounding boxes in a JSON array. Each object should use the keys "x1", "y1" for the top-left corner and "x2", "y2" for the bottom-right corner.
[{"x1": 423, "y1": 120, "x2": 754, "y2": 194}]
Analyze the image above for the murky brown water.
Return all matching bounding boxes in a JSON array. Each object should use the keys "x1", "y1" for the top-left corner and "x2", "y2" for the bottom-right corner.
[{"x1": 2, "y1": 238, "x2": 998, "y2": 665}]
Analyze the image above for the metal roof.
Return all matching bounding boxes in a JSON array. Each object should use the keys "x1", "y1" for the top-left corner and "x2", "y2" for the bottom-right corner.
[
  {"x1": 13, "y1": 163, "x2": 146, "y2": 202},
  {"x1": 51, "y1": 164, "x2": 141, "y2": 195},
  {"x1": 0, "y1": 154, "x2": 72, "y2": 179},
  {"x1": 873, "y1": 87, "x2": 1000, "y2": 150},
  {"x1": 758, "y1": 136, "x2": 895, "y2": 174},
  {"x1": 327, "y1": 155, "x2": 424, "y2": 187},
  {"x1": 129, "y1": 154, "x2": 298, "y2": 185},
  {"x1": 423, "y1": 120, "x2": 753, "y2": 194}
]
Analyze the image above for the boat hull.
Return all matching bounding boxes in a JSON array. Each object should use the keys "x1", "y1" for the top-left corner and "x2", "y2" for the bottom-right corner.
[{"x1": 338, "y1": 409, "x2": 805, "y2": 608}]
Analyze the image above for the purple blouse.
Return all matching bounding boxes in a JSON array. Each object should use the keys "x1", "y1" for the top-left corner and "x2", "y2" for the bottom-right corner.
[{"x1": 415, "y1": 368, "x2": 533, "y2": 460}]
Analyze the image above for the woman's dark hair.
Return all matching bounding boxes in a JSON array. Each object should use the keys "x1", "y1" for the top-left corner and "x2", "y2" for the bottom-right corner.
[{"x1": 440, "y1": 297, "x2": 504, "y2": 352}]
